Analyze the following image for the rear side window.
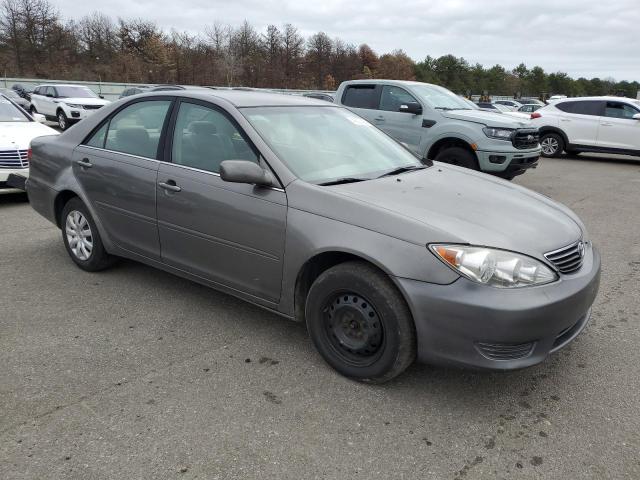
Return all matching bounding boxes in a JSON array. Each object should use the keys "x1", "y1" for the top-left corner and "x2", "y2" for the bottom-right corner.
[
  {"x1": 556, "y1": 101, "x2": 603, "y2": 116},
  {"x1": 101, "y1": 100, "x2": 172, "y2": 159},
  {"x1": 342, "y1": 85, "x2": 379, "y2": 109},
  {"x1": 604, "y1": 102, "x2": 638, "y2": 119}
]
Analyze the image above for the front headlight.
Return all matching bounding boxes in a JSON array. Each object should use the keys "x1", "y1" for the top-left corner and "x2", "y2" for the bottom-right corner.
[
  {"x1": 65, "y1": 103, "x2": 84, "y2": 109},
  {"x1": 483, "y1": 127, "x2": 514, "y2": 141},
  {"x1": 430, "y1": 244, "x2": 558, "y2": 288}
]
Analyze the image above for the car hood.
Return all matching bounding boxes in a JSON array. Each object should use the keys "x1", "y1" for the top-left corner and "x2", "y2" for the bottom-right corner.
[
  {"x1": 0, "y1": 122, "x2": 59, "y2": 149},
  {"x1": 319, "y1": 165, "x2": 583, "y2": 257},
  {"x1": 58, "y1": 97, "x2": 110, "y2": 106},
  {"x1": 442, "y1": 109, "x2": 531, "y2": 128}
]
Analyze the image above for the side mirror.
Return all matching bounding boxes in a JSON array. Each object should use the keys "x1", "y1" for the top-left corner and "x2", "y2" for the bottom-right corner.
[
  {"x1": 99, "y1": 95, "x2": 105, "y2": 99},
  {"x1": 46, "y1": 93, "x2": 54, "y2": 98},
  {"x1": 220, "y1": 160, "x2": 275, "y2": 187},
  {"x1": 399, "y1": 102, "x2": 422, "y2": 115},
  {"x1": 33, "y1": 113, "x2": 46, "y2": 123},
  {"x1": 633, "y1": 113, "x2": 640, "y2": 120}
]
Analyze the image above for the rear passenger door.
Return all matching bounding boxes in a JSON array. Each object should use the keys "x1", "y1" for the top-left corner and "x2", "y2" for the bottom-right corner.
[
  {"x1": 73, "y1": 98, "x2": 174, "y2": 260},
  {"x1": 555, "y1": 100, "x2": 603, "y2": 146},
  {"x1": 340, "y1": 84, "x2": 381, "y2": 125},
  {"x1": 596, "y1": 101, "x2": 640, "y2": 151},
  {"x1": 156, "y1": 99, "x2": 287, "y2": 305}
]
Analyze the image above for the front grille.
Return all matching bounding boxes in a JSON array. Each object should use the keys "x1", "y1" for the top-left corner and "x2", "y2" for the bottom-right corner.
[
  {"x1": 83, "y1": 105, "x2": 103, "y2": 110},
  {"x1": 0, "y1": 149, "x2": 28, "y2": 169},
  {"x1": 512, "y1": 129, "x2": 539, "y2": 149},
  {"x1": 544, "y1": 241, "x2": 585, "y2": 274},
  {"x1": 475, "y1": 341, "x2": 535, "y2": 361}
]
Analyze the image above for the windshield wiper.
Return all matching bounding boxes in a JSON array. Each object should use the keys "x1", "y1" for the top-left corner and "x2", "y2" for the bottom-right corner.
[
  {"x1": 378, "y1": 165, "x2": 426, "y2": 178},
  {"x1": 318, "y1": 177, "x2": 368, "y2": 186}
]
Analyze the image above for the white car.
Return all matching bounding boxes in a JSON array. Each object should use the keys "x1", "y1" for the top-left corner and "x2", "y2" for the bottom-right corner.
[
  {"x1": 0, "y1": 95, "x2": 58, "y2": 193},
  {"x1": 531, "y1": 96, "x2": 640, "y2": 157},
  {"x1": 547, "y1": 95, "x2": 568, "y2": 103},
  {"x1": 30, "y1": 84, "x2": 110, "y2": 130},
  {"x1": 494, "y1": 99, "x2": 523, "y2": 110}
]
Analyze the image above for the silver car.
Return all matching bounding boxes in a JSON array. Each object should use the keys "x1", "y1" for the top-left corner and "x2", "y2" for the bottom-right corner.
[{"x1": 27, "y1": 91, "x2": 601, "y2": 383}]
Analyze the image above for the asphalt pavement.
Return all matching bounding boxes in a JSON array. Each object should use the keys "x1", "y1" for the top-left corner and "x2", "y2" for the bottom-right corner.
[{"x1": 1, "y1": 154, "x2": 639, "y2": 479}]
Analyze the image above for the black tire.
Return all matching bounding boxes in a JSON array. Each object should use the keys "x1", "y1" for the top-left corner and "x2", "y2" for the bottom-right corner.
[
  {"x1": 61, "y1": 197, "x2": 115, "y2": 272},
  {"x1": 434, "y1": 146, "x2": 479, "y2": 170},
  {"x1": 305, "y1": 261, "x2": 416, "y2": 383},
  {"x1": 540, "y1": 132, "x2": 564, "y2": 158},
  {"x1": 57, "y1": 110, "x2": 69, "y2": 130}
]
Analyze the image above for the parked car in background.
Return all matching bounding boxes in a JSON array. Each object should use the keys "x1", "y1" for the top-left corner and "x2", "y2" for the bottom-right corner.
[
  {"x1": 531, "y1": 96, "x2": 640, "y2": 157},
  {"x1": 0, "y1": 88, "x2": 30, "y2": 110},
  {"x1": 494, "y1": 99, "x2": 523, "y2": 110},
  {"x1": 477, "y1": 102, "x2": 532, "y2": 120},
  {"x1": 0, "y1": 95, "x2": 58, "y2": 193},
  {"x1": 30, "y1": 84, "x2": 110, "y2": 130},
  {"x1": 518, "y1": 104, "x2": 542, "y2": 113},
  {"x1": 119, "y1": 86, "x2": 151, "y2": 98},
  {"x1": 547, "y1": 95, "x2": 568, "y2": 103},
  {"x1": 519, "y1": 98, "x2": 545, "y2": 106},
  {"x1": 11, "y1": 83, "x2": 33, "y2": 101},
  {"x1": 303, "y1": 92, "x2": 335, "y2": 102},
  {"x1": 335, "y1": 80, "x2": 540, "y2": 179},
  {"x1": 26, "y1": 90, "x2": 600, "y2": 382},
  {"x1": 119, "y1": 85, "x2": 212, "y2": 98}
]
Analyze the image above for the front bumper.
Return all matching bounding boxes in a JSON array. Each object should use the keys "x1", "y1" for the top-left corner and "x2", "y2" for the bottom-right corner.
[
  {"x1": 476, "y1": 147, "x2": 541, "y2": 175},
  {"x1": 396, "y1": 245, "x2": 601, "y2": 370},
  {"x1": 65, "y1": 107, "x2": 103, "y2": 120}
]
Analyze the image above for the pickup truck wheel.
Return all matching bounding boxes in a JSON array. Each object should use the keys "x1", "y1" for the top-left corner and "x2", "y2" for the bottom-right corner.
[
  {"x1": 305, "y1": 261, "x2": 416, "y2": 383},
  {"x1": 434, "y1": 147, "x2": 479, "y2": 170},
  {"x1": 57, "y1": 110, "x2": 68, "y2": 130},
  {"x1": 61, "y1": 198, "x2": 115, "y2": 272},
  {"x1": 540, "y1": 133, "x2": 564, "y2": 157}
]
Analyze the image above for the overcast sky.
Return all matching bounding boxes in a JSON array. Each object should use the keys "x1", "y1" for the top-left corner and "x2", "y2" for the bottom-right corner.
[{"x1": 52, "y1": 0, "x2": 640, "y2": 81}]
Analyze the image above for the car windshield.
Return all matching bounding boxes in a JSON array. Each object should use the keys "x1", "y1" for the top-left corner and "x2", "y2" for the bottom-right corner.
[
  {"x1": 55, "y1": 86, "x2": 99, "y2": 99},
  {"x1": 409, "y1": 84, "x2": 473, "y2": 110},
  {"x1": 242, "y1": 106, "x2": 425, "y2": 184},
  {"x1": 0, "y1": 97, "x2": 29, "y2": 122}
]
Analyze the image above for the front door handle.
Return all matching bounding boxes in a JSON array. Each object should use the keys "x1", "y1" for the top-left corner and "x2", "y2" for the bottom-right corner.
[
  {"x1": 158, "y1": 180, "x2": 181, "y2": 193},
  {"x1": 373, "y1": 116, "x2": 385, "y2": 121},
  {"x1": 600, "y1": 122, "x2": 613, "y2": 127},
  {"x1": 76, "y1": 158, "x2": 93, "y2": 168}
]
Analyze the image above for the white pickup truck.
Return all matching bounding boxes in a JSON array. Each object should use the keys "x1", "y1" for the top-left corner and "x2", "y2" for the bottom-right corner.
[{"x1": 334, "y1": 80, "x2": 542, "y2": 179}]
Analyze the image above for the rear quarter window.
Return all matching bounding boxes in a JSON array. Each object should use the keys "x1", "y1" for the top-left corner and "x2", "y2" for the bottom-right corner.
[{"x1": 556, "y1": 101, "x2": 603, "y2": 116}]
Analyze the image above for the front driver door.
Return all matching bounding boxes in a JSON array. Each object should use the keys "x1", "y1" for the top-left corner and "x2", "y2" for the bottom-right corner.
[
  {"x1": 596, "y1": 101, "x2": 640, "y2": 151},
  {"x1": 156, "y1": 99, "x2": 287, "y2": 305},
  {"x1": 377, "y1": 85, "x2": 425, "y2": 155}
]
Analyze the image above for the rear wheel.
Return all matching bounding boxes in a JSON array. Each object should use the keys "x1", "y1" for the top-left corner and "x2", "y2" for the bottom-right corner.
[
  {"x1": 540, "y1": 132, "x2": 564, "y2": 157},
  {"x1": 61, "y1": 198, "x2": 115, "y2": 271},
  {"x1": 434, "y1": 146, "x2": 479, "y2": 170},
  {"x1": 305, "y1": 261, "x2": 416, "y2": 383}
]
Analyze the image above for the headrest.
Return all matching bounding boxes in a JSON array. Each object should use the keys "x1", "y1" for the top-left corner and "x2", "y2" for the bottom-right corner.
[
  {"x1": 189, "y1": 121, "x2": 217, "y2": 135},
  {"x1": 116, "y1": 126, "x2": 150, "y2": 144}
]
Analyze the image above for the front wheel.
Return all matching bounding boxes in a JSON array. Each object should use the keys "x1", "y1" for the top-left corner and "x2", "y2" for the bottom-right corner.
[
  {"x1": 57, "y1": 110, "x2": 69, "y2": 130},
  {"x1": 61, "y1": 197, "x2": 115, "y2": 271},
  {"x1": 305, "y1": 261, "x2": 416, "y2": 383},
  {"x1": 434, "y1": 146, "x2": 479, "y2": 170},
  {"x1": 540, "y1": 133, "x2": 565, "y2": 157}
]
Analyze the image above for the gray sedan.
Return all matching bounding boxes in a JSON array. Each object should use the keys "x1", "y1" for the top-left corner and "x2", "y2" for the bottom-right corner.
[{"x1": 26, "y1": 91, "x2": 600, "y2": 383}]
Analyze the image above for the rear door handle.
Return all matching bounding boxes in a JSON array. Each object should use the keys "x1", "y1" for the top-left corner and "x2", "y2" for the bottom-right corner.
[
  {"x1": 158, "y1": 180, "x2": 181, "y2": 192},
  {"x1": 76, "y1": 158, "x2": 93, "y2": 168},
  {"x1": 600, "y1": 122, "x2": 613, "y2": 127},
  {"x1": 373, "y1": 116, "x2": 385, "y2": 121}
]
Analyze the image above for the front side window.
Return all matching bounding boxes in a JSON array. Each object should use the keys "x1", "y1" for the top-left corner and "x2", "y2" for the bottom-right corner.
[
  {"x1": 605, "y1": 102, "x2": 639, "y2": 119},
  {"x1": 171, "y1": 102, "x2": 258, "y2": 173},
  {"x1": 379, "y1": 86, "x2": 419, "y2": 112},
  {"x1": 342, "y1": 85, "x2": 379, "y2": 109},
  {"x1": 243, "y1": 106, "x2": 424, "y2": 184},
  {"x1": 99, "y1": 100, "x2": 171, "y2": 159}
]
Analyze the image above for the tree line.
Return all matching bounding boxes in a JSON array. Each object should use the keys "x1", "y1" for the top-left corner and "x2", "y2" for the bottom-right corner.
[{"x1": 0, "y1": 0, "x2": 638, "y2": 99}]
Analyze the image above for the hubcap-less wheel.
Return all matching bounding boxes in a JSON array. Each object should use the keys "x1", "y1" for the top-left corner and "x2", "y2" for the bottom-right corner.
[
  {"x1": 324, "y1": 292, "x2": 384, "y2": 366},
  {"x1": 65, "y1": 210, "x2": 93, "y2": 261},
  {"x1": 541, "y1": 137, "x2": 559, "y2": 156},
  {"x1": 58, "y1": 112, "x2": 66, "y2": 130}
]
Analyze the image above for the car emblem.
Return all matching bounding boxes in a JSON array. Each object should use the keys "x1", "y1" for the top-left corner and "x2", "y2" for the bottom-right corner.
[
  {"x1": 527, "y1": 135, "x2": 534, "y2": 141},
  {"x1": 578, "y1": 241, "x2": 585, "y2": 258}
]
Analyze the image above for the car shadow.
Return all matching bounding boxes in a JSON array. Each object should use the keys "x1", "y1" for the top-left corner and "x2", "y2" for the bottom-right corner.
[
  {"x1": 0, "y1": 191, "x2": 28, "y2": 204},
  {"x1": 562, "y1": 152, "x2": 640, "y2": 166}
]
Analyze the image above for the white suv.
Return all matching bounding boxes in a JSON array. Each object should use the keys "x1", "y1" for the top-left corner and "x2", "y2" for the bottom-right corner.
[
  {"x1": 30, "y1": 84, "x2": 110, "y2": 130},
  {"x1": 532, "y1": 96, "x2": 640, "y2": 157}
]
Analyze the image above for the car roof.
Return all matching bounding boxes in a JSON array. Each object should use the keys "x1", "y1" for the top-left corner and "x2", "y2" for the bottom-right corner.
[
  {"x1": 555, "y1": 96, "x2": 638, "y2": 103},
  {"x1": 35, "y1": 84, "x2": 92, "y2": 88},
  {"x1": 138, "y1": 89, "x2": 336, "y2": 108}
]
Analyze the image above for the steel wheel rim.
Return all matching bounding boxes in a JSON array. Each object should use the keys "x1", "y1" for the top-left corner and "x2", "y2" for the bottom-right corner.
[
  {"x1": 322, "y1": 291, "x2": 385, "y2": 367},
  {"x1": 58, "y1": 113, "x2": 66, "y2": 129},
  {"x1": 541, "y1": 137, "x2": 558, "y2": 155},
  {"x1": 65, "y1": 210, "x2": 93, "y2": 261}
]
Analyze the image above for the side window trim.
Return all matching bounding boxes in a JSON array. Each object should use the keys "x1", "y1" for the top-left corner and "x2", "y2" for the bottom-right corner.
[{"x1": 341, "y1": 84, "x2": 381, "y2": 110}]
